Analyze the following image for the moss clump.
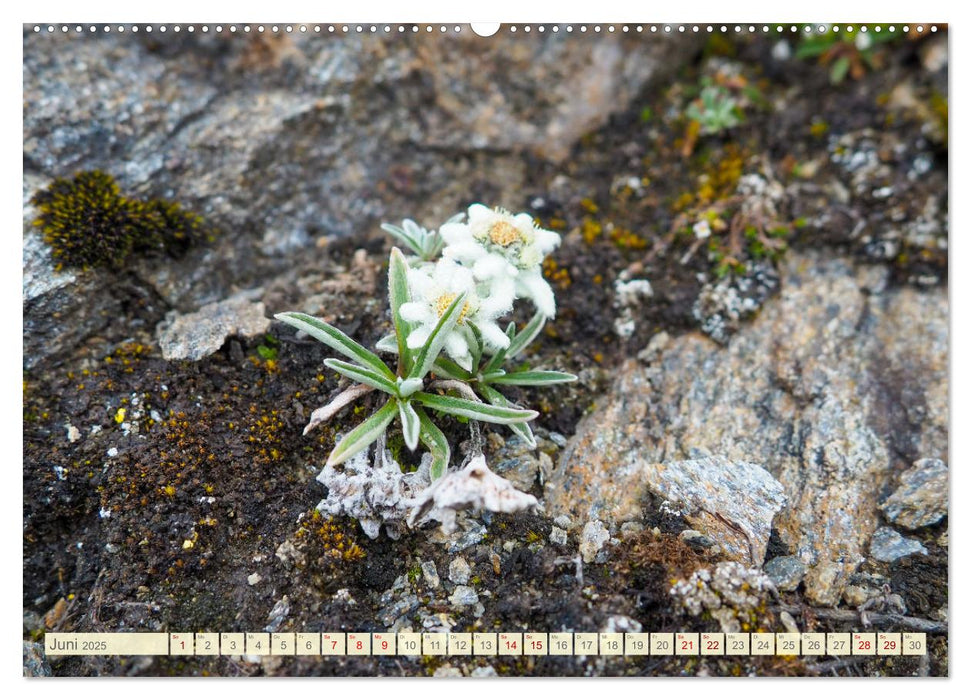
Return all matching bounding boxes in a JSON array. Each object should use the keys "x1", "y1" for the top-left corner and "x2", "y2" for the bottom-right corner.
[{"x1": 30, "y1": 170, "x2": 214, "y2": 270}]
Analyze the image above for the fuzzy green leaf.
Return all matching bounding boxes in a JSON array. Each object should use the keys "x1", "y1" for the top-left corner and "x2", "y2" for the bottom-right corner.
[
  {"x1": 375, "y1": 334, "x2": 399, "y2": 354},
  {"x1": 275, "y1": 312, "x2": 394, "y2": 381},
  {"x1": 506, "y1": 310, "x2": 547, "y2": 358},
  {"x1": 487, "y1": 370, "x2": 577, "y2": 387},
  {"x1": 431, "y1": 357, "x2": 473, "y2": 381},
  {"x1": 414, "y1": 391, "x2": 537, "y2": 425},
  {"x1": 388, "y1": 248, "x2": 413, "y2": 369},
  {"x1": 408, "y1": 292, "x2": 467, "y2": 380},
  {"x1": 326, "y1": 398, "x2": 398, "y2": 467},
  {"x1": 465, "y1": 322, "x2": 483, "y2": 369},
  {"x1": 381, "y1": 223, "x2": 421, "y2": 255},
  {"x1": 396, "y1": 377, "x2": 424, "y2": 398},
  {"x1": 323, "y1": 358, "x2": 398, "y2": 395},
  {"x1": 398, "y1": 400, "x2": 421, "y2": 451},
  {"x1": 415, "y1": 406, "x2": 450, "y2": 481}
]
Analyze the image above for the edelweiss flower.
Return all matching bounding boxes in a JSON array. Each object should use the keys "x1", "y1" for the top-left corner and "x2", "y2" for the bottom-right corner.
[
  {"x1": 440, "y1": 204, "x2": 561, "y2": 318},
  {"x1": 398, "y1": 257, "x2": 509, "y2": 369}
]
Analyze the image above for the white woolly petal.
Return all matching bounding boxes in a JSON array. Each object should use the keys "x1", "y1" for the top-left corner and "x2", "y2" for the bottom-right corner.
[
  {"x1": 513, "y1": 212, "x2": 536, "y2": 230},
  {"x1": 407, "y1": 267, "x2": 435, "y2": 299},
  {"x1": 399, "y1": 302, "x2": 432, "y2": 324},
  {"x1": 533, "y1": 227, "x2": 561, "y2": 255},
  {"x1": 472, "y1": 254, "x2": 509, "y2": 280},
  {"x1": 406, "y1": 327, "x2": 431, "y2": 349},
  {"x1": 518, "y1": 272, "x2": 556, "y2": 318},
  {"x1": 479, "y1": 277, "x2": 516, "y2": 317},
  {"x1": 445, "y1": 332, "x2": 469, "y2": 358},
  {"x1": 467, "y1": 204, "x2": 493, "y2": 226},
  {"x1": 444, "y1": 334, "x2": 473, "y2": 370},
  {"x1": 440, "y1": 222, "x2": 472, "y2": 245},
  {"x1": 478, "y1": 320, "x2": 511, "y2": 350},
  {"x1": 443, "y1": 240, "x2": 487, "y2": 264},
  {"x1": 444, "y1": 260, "x2": 476, "y2": 290}
]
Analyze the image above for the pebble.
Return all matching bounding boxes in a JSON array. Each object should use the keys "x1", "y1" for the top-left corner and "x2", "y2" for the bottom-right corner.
[
  {"x1": 763, "y1": 556, "x2": 808, "y2": 592},
  {"x1": 448, "y1": 586, "x2": 479, "y2": 607},
  {"x1": 579, "y1": 519, "x2": 610, "y2": 563},
  {"x1": 880, "y1": 458, "x2": 948, "y2": 530},
  {"x1": 554, "y1": 514, "x2": 573, "y2": 530},
  {"x1": 870, "y1": 527, "x2": 928, "y2": 563},
  {"x1": 156, "y1": 290, "x2": 270, "y2": 361},
  {"x1": 421, "y1": 560, "x2": 440, "y2": 589},
  {"x1": 679, "y1": 529, "x2": 716, "y2": 550},
  {"x1": 549, "y1": 526, "x2": 568, "y2": 546},
  {"x1": 448, "y1": 557, "x2": 471, "y2": 585},
  {"x1": 247, "y1": 573, "x2": 262, "y2": 586},
  {"x1": 65, "y1": 424, "x2": 81, "y2": 443}
]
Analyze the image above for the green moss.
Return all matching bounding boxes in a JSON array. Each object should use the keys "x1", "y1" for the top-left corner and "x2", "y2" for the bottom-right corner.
[{"x1": 30, "y1": 170, "x2": 214, "y2": 270}]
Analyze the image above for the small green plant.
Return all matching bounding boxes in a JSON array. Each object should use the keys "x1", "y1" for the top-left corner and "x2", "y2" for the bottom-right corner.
[
  {"x1": 277, "y1": 205, "x2": 576, "y2": 481},
  {"x1": 30, "y1": 170, "x2": 214, "y2": 270},
  {"x1": 686, "y1": 85, "x2": 743, "y2": 136},
  {"x1": 795, "y1": 25, "x2": 901, "y2": 84}
]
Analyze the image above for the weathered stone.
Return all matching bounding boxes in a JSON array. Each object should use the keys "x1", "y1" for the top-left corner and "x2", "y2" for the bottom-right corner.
[
  {"x1": 448, "y1": 557, "x2": 471, "y2": 585},
  {"x1": 763, "y1": 556, "x2": 808, "y2": 592},
  {"x1": 549, "y1": 526, "x2": 568, "y2": 546},
  {"x1": 546, "y1": 251, "x2": 947, "y2": 605},
  {"x1": 881, "y1": 458, "x2": 948, "y2": 529},
  {"x1": 870, "y1": 527, "x2": 928, "y2": 563},
  {"x1": 579, "y1": 520, "x2": 610, "y2": 563},
  {"x1": 23, "y1": 642, "x2": 51, "y2": 677},
  {"x1": 449, "y1": 585, "x2": 479, "y2": 607},
  {"x1": 420, "y1": 561, "x2": 441, "y2": 590},
  {"x1": 156, "y1": 290, "x2": 271, "y2": 361},
  {"x1": 651, "y1": 457, "x2": 785, "y2": 565}
]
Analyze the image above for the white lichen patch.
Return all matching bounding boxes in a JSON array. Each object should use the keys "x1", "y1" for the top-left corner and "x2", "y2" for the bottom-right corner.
[
  {"x1": 612, "y1": 278, "x2": 653, "y2": 339},
  {"x1": 670, "y1": 561, "x2": 774, "y2": 633}
]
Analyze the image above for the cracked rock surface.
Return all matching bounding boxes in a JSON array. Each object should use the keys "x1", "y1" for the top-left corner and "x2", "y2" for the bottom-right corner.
[{"x1": 546, "y1": 250, "x2": 947, "y2": 605}]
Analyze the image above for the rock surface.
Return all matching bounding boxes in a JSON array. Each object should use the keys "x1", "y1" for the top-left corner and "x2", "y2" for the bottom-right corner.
[
  {"x1": 763, "y1": 555, "x2": 808, "y2": 592},
  {"x1": 546, "y1": 250, "x2": 947, "y2": 605},
  {"x1": 156, "y1": 290, "x2": 271, "y2": 360},
  {"x1": 880, "y1": 458, "x2": 948, "y2": 529},
  {"x1": 870, "y1": 527, "x2": 928, "y2": 563},
  {"x1": 23, "y1": 29, "x2": 701, "y2": 368},
  {"x1": 649, "y1": 457, "x2": 784, "y2": 565}
]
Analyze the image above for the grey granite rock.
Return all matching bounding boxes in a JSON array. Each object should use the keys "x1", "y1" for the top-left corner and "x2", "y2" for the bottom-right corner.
[
  {"x1": 870, "y1": 527, "x2": 928, "y2": 563},
  {"x1": 448, "y1": 557, "x2": 471, "y2": 585},
  {"x1": 881, "y1": 458, "x2": 948, "y2": 529},
  {"x1": 579, "y1": 519, "x2": 610, "y2": 563},
  {"x1": 421, "y1": 560, "x2": 441, "y2": 590},
  {"x1": 546, "y1": 251, "x2": 947, "y2": 605},
  {"x1": 448, "y1": 585, "x2": 479, "y2": 607},
  {"x1": 156, "y1": 290, "x2": 271, "y2": 360},
  {"x1": 763, "y1": 556, "x2": 808, "y2": 592},
  {"x1": 22, "y1": 641, "x2": 51, "y2": 677},
  {"x1": 644, "y1": 457, "x2": 786, "y2": 565}
]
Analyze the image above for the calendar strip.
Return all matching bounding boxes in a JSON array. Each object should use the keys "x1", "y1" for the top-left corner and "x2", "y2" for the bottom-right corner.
[{"x1": 44, "y1": 632, "x2": 928, "y2": 657}]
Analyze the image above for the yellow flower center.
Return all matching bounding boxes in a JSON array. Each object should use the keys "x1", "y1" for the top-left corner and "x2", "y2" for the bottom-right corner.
[
  {"x1": 434, "y1": 293, "x2": 470, "y2": 324},
  {"x1": 488, "y1": 221, "x2": 521, "y2": 247}
]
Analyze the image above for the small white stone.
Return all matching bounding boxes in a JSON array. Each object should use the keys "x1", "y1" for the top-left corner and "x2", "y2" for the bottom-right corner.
[
  {"x1": 66, "y1": 424, "x2": 81, "y2": 443},
  {"x1": 247, "y1": 573, "x2": 263, "y2": 586},
  {"x1": 448, "y1": 557, "x2": 471, "y2": 585}
]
